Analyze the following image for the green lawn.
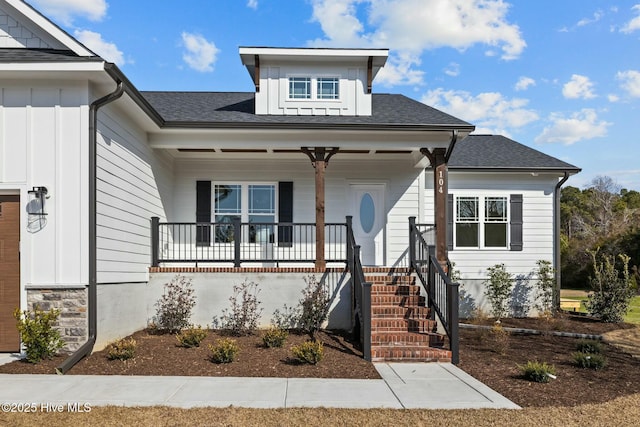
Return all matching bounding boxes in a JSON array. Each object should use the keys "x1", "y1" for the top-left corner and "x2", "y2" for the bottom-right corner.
[{"x1": 559, "y1": 293, "x2": 640, "y2": 324}]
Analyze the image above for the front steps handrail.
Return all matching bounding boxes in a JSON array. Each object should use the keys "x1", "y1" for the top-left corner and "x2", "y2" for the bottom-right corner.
[
  {"x1": 346, "y1": 216, "x2": 372, "y2": 361},
  {"x1": 409, "y1": 217, "x2": 460, "y2": 364}
]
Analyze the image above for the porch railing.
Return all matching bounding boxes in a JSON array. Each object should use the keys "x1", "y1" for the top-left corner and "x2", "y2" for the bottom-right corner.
[
  {"x1": 151, "y1": 217, "x2": 347, "y2": 267},
  {"x1": 409, "y1": 216, "x2": 459, "y2": 364},
  {"x1": 346, "y1": 216, "x2": 372, "y2": 361}
]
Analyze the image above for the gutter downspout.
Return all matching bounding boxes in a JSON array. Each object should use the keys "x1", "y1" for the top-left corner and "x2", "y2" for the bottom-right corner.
[
  {"x1": 56, "y1": 78, "x2": 124, "y2": 374},
  {"x1": 553, "y1": 171, "x2": 570, "y2": 313}
]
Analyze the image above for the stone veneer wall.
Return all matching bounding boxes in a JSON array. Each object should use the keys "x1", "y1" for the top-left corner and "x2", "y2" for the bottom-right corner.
[{"x1": 26, "y1": 287, "x2": 88, "y2": 352}]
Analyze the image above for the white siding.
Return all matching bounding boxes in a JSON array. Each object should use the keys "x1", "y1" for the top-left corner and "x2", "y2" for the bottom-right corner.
[
  {"x1": 425, "y1": 171, "x2": 558, "y2": 280},
  {"x1": 0, "y1": 81, "x2": 88, "y2": 288},
  {"x1": 95, "y1": 105, "x2": 173, "y2": 283},
  {"x1": 172, "y1": 157, "x2": 422, "y2": 265}
]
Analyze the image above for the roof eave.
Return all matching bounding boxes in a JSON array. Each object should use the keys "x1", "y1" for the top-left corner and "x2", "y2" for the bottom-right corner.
[
  {"x1": 447, "y1": 166, "x2": 582, "y2": 174},
  {"x1": 160, "y1": 121, "x2": 476, "y2": 132}
]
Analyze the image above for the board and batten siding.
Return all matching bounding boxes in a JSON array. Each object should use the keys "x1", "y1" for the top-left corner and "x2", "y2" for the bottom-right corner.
[
  {"x1": 256, "y1": 64, "x2": 370, "y2": 116},
  {"x1": 95, "y1": 104, "x2": 173, "y2": 283},
  {"x1": 172, "y1": 156, "x2": 423, "y2": 266},
  {"x1": 425, "y1": 172, "x2": 558, "y2": 279},
  {"x1": 0, "y1": 81, "x2": 89, "y2": 288}
]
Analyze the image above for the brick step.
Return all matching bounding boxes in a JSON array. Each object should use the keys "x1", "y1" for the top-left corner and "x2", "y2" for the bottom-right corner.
[
  {"x1": 365, "y1": 275, "x2": 415, "y2": 285},
  {"x1": 371, "y1": 331, "x2": 445, "y2": 347},
  {"x1": 371, "y1": 306, "x2": 431, "y2": 319},
  {"x1": 371, "y1": 345, "x2": 452, "y2": 362},
  {"x1": 362, "y1": 267, "x2": 411, "y2": 274},
  {"x1": 371, "y1": 318, "x2": 437, "y2": 333},
  {"x1": 370, "y1": 284, "x2": 421, "y2": 296},
  {"x1": 370, "y1": 294, "x2": 425, "y2": 306}
]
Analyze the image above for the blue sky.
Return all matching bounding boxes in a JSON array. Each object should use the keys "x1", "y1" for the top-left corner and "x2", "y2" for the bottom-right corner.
[{"x1": 29, "y1": 0, "x2": 640, "y2": 191}]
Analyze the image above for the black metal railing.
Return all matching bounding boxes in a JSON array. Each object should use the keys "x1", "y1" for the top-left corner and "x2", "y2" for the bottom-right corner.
[
  {"x1": 346, "y1": 216, "x2": 372, "y2": 361},
  {"x1": 409, "y1": 217, "x2": 459, "y2": 364},
  {"x1": 151, "y1": 217, "x2": 347, "y2": 267}
]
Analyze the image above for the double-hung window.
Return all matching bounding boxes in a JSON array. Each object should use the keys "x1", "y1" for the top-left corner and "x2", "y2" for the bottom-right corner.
[
  {"x1": 455, "y1": 196, "x2": 508, "y2": 249},
  {"x1": 214, "y1": 183, "x2": 276, "y2": 243}
]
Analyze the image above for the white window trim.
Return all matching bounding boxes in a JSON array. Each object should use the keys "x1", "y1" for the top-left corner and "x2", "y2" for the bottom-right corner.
[{"x1": 453, "y1": 193, "x2": 510, "y2": 250}]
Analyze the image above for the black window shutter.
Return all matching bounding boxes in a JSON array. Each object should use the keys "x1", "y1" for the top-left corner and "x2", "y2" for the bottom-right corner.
[
  {"x1": 447, "y1": 194, "x2": 454, "y2": 251},
  {"x1": 510, "y1": 194, "x2": 523, "y2": 251},
  {"x1": 278, "y1": 182, "x2": 294, "y2": 247},
  {"x1": 196, "y1": 181, "x2": 211, "y2": 246}
]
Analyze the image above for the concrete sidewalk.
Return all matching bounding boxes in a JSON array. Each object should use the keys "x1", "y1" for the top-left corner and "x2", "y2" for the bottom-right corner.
[{"x1": 0, "y1": 362, "x2": 519, "y2": 409}]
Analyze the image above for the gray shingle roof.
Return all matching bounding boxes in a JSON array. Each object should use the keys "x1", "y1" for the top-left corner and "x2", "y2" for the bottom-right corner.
[
  {"x1": 140, "y1": 91, "x2": 474, "y2": 129},
  {"x1": 0, "y1": 48, "x2": 101, "y2": 62},
  {"x1": 448, "y1": 134, "x2": 580, "y2": 171}
]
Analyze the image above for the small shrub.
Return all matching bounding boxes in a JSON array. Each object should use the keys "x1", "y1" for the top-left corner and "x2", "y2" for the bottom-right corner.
[
  {"x1": 489, "y1": 322, "x2": 510, "y2": 355},
  {"x1": 176, "y1": 325, "x2": 208, "y2": 348},
  {"x1": 573, "y1": 352, "x2": 606, "y2": 370},
  {"x1": 13, "y1": 306, "x2": 64, "y2": 363},
  {"x1": 106, "y1": 338, "x2": 137, "y2": 361},
  {"x1": 213, "y1": 280, "x2": 262, "y2": 336},
  {"x1": 291, "y1": 340, "x2": 324, "y2": 365},
  {"x1": 271, "y1": 305, "x2": 300, "y2": 330},
  {"x1": 534, "y1": 260, "x2": 556, "y2": 316},
  {"x1": 209, "y1": 338, "x2": 240, "y2": 363},
  {"x1": 155, "y1": 275, "x2": 196, "y2": 333},
  {"x1": 586, "y1": 249, "x2": 634, "y2": 323},
  {"x1": 576, "y1": 339, "x2": 603, "y2": 354},
  {"x1": 518, "y1": 360, "x2": 556, "y2": 383},
  {"x1": 262, "y1": 326, "x2": 288, "y2": 348},
  {"x1": 483, "y1": 264, "x2": 513, "y2": 320},
  {"x1": 298, "y1": 275, "x2": 331, "y2": 340}
]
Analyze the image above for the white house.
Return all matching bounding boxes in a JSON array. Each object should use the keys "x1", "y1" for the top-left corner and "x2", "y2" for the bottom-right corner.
[{"x1": 0, "y1": 0, "x2": 578, "y2": 368}]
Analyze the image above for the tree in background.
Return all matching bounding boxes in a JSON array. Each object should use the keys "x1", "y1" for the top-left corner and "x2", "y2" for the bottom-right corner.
[{"x1": 561, "y1": 176, "x2": 640, "y2": 290}]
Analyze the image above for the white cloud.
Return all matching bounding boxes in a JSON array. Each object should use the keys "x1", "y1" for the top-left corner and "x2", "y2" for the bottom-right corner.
[
  {"x1": 577, "y1": 10, "x2": 603, "y2": 27},
  {"x1": 514, "y1": 76, "x2": 535, "y2": 91},
  {"x1": 608, "y1": 94, "x2": 620, "y2": 102},
  {"x1": 562, "y1": 74, "x2": 596, "y2": 99},
  {"x1": 180, "y1": 32, "x2": 219, "y2": 73},
  {"x1": 74, "y1": 30, "x2": 125, "y2": 65},
  {"x1": 621, "y1": 4, "x2": 640, "y2": 33},
  {"x1": 308, "y1": 0, "x2": 526, "y2": 86},
  {"x1": 376, "y1": 53, "x2": 424, "y2": 86},
  {"x1": 247, "y1": 0, "x2": 258, "y2": 10},
  {"x1": 444, "y1": 62, "x2": 460, "y2": 77},
  {"x1": 30, "y1": 0, "x2": 107, "y2": 26},
  {"x1": 616, "y1": 70, "x2": 640, "y2": 97},
  {"x1": 535, "y1": 109, "x2": 610, "y2": 145},
  {"x1": 422, "y1": 88, "x2": 539, "y2": 134}
]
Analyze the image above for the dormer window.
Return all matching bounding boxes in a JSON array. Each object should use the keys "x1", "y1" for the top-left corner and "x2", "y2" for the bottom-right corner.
[
  {"x1": 288, "y1": 76, "x2": 340, "y2": 101},
  {"x1": 317, "y1": 77, "x2": 339, "y2": 100},
  {"x1": 289, "y1": 77, "x2": 311, "y2": 99}
]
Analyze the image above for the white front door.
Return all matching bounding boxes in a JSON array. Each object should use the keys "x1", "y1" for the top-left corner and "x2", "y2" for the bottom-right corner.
[{"x1": 350, "y1": 184, "x2": 385, "y2": 266}]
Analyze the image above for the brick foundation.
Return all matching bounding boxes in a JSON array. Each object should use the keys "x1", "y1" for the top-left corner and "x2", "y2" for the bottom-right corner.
[{"x1": 26, "y1": 287, "x2": 88, "y2": 352}]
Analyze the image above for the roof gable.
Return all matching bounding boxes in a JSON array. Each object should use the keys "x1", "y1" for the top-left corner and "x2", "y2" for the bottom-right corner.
[{"x1": 0, "y1": 0, "x2": 94, "y2": 55}]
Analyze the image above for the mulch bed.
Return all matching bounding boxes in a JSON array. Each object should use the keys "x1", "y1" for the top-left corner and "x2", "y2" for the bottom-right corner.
[
  {"x1": 0, "y1": 329, "x2": 381, "y2": 379},
  {"x1": 458, "y1": 314, "x2": 640, "y2": 407},
  {"x1": 2, "y1": 314, "x2": 640, "y2": 408}
]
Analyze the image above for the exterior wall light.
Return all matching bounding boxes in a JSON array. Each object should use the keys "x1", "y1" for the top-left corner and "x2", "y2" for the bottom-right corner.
[{"x1": 27, "y1": 186, "x2": 49, "y2": 216}]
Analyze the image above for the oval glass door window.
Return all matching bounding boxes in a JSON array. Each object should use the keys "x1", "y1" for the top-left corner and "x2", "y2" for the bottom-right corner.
[{"x1": 359, "y1": 193, "x2": 375, "y2": 233}]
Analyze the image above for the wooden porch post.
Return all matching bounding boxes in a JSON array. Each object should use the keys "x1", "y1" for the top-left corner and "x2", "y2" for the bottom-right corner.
[
  {"x1": 421, "y1": 147, "x2": 449, "y2": 270},
  {"x1": 302, "y1": 147, "x2": 338, "y2": 270}
]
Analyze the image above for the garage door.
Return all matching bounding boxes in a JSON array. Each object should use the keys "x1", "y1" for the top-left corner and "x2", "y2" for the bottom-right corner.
[{"x1": 0, "y1": 195, "x2": 20, "y2": 352}]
